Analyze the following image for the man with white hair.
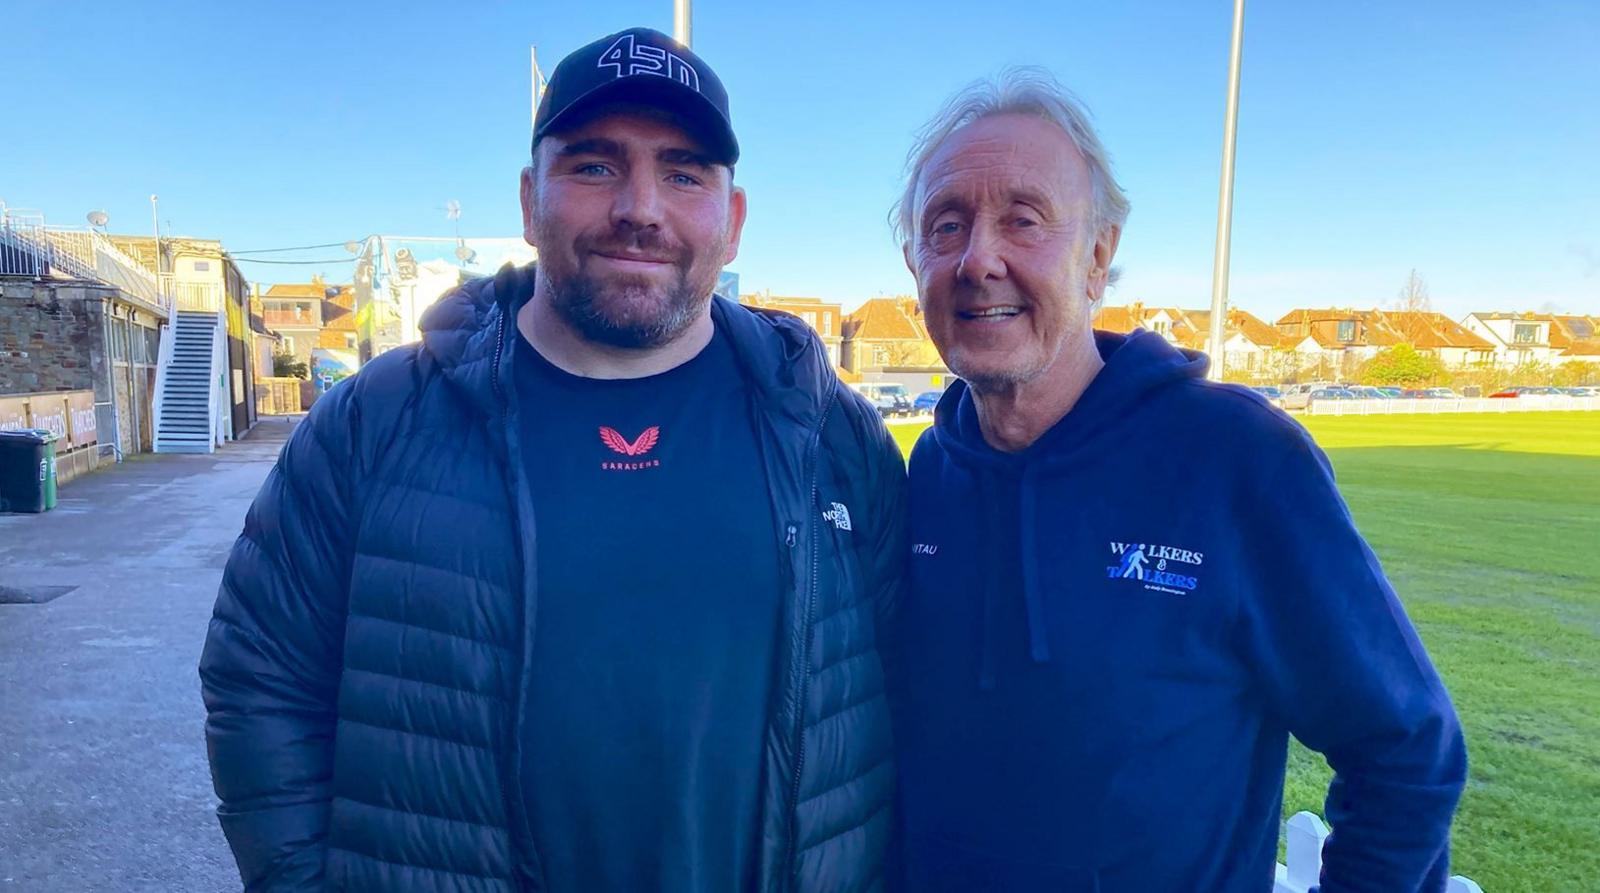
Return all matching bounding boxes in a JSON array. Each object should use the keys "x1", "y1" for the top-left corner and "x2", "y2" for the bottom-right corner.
[{"x1": 891, "y1": 69, "x2": 1467, "y2": 891}]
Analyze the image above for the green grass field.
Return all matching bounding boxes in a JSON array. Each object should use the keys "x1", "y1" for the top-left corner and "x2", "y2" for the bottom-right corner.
[{"x1": 890, "y1": 412, "x2": 1600, "y2": 891}]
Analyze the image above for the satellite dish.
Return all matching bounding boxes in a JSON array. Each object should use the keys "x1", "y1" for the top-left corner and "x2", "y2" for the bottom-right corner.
[
  {"x1": 455, "y1": 244, "x2": 477, "y2": 263},
  {"x1": 86, "y1": 210, "x2": 109, "y2": 227},
  {"x1": 344, "y1": 240, "x2": 362, "y2": 254},
  {"x1": 445, "y1": 200, "x2": 461, "y2": 221}
]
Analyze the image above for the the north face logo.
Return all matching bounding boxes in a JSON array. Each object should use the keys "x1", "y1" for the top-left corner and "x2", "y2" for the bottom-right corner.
[
  {"x1": 822, "y1": 501, "x2": 852, "y2": 531},
  {"x1": 599, "y1": 426, "x2": 660, "y2": 457}
]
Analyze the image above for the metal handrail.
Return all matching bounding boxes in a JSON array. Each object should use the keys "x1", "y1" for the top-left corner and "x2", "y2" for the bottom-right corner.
[{"x1": 40, "y1": 227, "x2": 171, "y2": 313}]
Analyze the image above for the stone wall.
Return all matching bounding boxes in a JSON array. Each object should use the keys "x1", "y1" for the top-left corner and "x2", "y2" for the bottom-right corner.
[
  {"x1": 0, "y1": 277, "x2": 162, "y2": 456},
  {"x1": 0, "y1": 279, "x2": 108, "y2": 393}
]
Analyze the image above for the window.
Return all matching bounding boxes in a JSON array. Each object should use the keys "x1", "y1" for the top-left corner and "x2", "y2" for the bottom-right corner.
[
  {"x1": 193, "y1": 261, "x2": 211, "y2": 272},
  {"x1": 822, "y1": 314, "x2": 833, "y2": 335},
  {"x1": 873, "y1": 346, "x2": 889, "y2": 365},
  {"x1": 1153, "y1": 320, "x2": 1170, "y2": 335},
  {"x1": 1513, "y1": 323, "x2": 1538, "y2": 344},
  {"x1": 802, "y1": 311, "x2": 817, "y2": 330},
  {"x1": 1337, "y1": 320, "x2": 1357, "y2": 342},
  {"x1": 345, "y1": 333, "x2": 357, "y2": 350},
  {"x1": 281, "y1": 336, "x2": 295, "y2": 354},
  {"x1": 292, "y1": 304, "x2": 304, "y2": 320}
]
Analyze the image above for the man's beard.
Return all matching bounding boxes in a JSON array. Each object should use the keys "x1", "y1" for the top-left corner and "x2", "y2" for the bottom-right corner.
[{"x1": 542, "y1": 225, "x2": 722, "y2": 350}]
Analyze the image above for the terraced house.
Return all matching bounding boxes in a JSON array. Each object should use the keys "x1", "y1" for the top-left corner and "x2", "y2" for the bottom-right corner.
[{"x1": 1094, "y1": 302, "x2": 1288, "y2": 382}]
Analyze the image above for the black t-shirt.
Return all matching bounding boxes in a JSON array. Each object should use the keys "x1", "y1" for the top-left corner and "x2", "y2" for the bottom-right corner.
[{"x1": 514, "y1": 324, "x2": 782, "y2": 893}]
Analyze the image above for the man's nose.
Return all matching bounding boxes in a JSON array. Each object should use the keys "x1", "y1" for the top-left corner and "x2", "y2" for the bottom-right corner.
[
  {"x1": 956, "y1": 221, "x2": 1006, "y2": 283},
  {"x1": 610, "y1": 168, "x2": 665, "y2": 231}
]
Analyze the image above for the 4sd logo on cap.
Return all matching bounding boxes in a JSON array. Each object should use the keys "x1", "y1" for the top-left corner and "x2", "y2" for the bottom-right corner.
[{"x1": 533, "y1": 27, "x2": 739, "y2": 166}]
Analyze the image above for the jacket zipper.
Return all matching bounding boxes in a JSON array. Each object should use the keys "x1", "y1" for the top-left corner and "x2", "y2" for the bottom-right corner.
[
  {"x1": 786, "y1": 389, "x2": 834, "y2": 887},
  {"x1": 490, "y1": 306, "x2": 547, "y2": 891}
]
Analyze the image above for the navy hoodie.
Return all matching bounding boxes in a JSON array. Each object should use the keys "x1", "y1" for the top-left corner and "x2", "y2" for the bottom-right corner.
[{"x1": 895, "y1": 330, "x2": 1466, "y2": 892}]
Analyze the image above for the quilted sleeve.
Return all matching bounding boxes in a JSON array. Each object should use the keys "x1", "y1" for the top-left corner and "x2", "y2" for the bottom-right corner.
[{"x1": 199, "y1": 383, "x2": 360, "y2": 891}]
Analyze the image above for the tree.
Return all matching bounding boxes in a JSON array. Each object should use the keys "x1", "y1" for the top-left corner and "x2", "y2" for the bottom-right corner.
[
  {"x1": 1362, "y1": 343, "x2": 1446, "y2": 387},
  {"x1": 273, "y1": 351, "x2": 308, "y2": 380},
  {"x1": 1392, "y1": 269, "x2": 1432, "y2": 312}
]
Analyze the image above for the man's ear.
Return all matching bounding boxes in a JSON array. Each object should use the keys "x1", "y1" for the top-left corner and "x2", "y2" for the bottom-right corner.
[
  {"x1": 722, "y1": 184, "x2": 748, "y2": 265},
  {"x1": 520, "y1": 165, "x2": 539, "y2": 249},
  {"x1": 1086, "y1": 223, "x2": 1122, "y2": 303}
]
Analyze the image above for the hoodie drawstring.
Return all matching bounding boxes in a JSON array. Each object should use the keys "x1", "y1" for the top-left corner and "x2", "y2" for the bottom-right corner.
[
  {"x1": 974, "y1": 465, "x2": 1052, "y2": 691},
  {"x1": 976, "y1": 466, "x2": 1003, "y2": 691},
  {"x1": 1018, "y1": 465, "x2": 1053, "y2": 665}
]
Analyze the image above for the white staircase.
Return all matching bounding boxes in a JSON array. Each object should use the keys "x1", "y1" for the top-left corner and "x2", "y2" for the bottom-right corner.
[{"x1": 154, "y1": 311, "x2": 221, "y2": 453}]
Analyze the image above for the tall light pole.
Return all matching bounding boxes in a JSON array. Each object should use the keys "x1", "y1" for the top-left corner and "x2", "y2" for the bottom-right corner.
[
  {"x1": 1206, "y1": 0, "x2": 1246, "y2": 381},
  {"x1": 149, "y1": 194, "x2": 163, "y2": 276},
  {"x1": 531, "y1": 46, "x2": 546, "y2": 130},
  {"x1": 673, "y1": 0, "x2": 692, "y2": 47}
]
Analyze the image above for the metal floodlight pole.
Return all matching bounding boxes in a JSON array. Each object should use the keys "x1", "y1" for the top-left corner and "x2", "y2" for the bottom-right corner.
[
  {"x1": 150, "y1": 194, "x2": 163, "y2": 276},
  {"x1": 1206, "y1": 0, "x2": 1246, "y2": 381},
  {"x1": 674, "y1": 0, "x2": 692, "y2": 47},
  {"x1": 531, "y1": 46, "x2": 545, "y2": 131}
]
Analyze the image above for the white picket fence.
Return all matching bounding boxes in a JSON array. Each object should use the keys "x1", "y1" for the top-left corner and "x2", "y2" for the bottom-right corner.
[
  {"x1": 1274, "y1": 811, "x2": 1483, "y2": 892},
  {"x1": 1308, "y1": 395, "x2": 1598, "y2": 416}
]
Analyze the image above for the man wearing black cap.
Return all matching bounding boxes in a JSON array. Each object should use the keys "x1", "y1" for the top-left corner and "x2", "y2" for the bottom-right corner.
[{"x1": 202, "y1": 27, "x2": 906, "y2": 893}]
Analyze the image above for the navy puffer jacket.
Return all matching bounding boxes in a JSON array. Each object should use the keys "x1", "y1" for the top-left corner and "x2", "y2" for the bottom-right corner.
[{"x1": 201, "y1": 264, "x2": 907, "y2": 892}]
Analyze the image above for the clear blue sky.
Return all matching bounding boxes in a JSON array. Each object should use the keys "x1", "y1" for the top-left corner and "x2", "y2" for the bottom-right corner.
[{"x1": 5, "y1": 0, "x2": 1596, "y2": 318}]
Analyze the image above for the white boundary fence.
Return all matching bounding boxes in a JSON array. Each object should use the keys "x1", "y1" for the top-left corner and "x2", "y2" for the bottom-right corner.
[
  {"x1": 1308, "y1": 396, "x2": 1598, "y2": 416},
  {"x1": 1274, "y1": 811, "x2": 1482, "y2": 892}
]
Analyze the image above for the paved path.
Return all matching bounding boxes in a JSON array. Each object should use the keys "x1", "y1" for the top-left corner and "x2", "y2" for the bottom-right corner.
[{"x1": 1, "y1": 417, "x2": 296, "y2": 891}]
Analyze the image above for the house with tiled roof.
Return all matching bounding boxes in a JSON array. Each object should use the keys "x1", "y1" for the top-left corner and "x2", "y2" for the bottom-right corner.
[
  {"x1": 741, "y1": 293, "x2": 843, "y2": 367},
  {"x1": 1275, "y1": 308, "x2": 1406, "y2": 376},
  {"x1": 1095, "y1": 302, "x2": 1289, "y2": 381},
  {"x1": 841, "y1": 297, "x2": 944, "y2": 373},
  {"x1": 1373, "y1": 311, "x2": 1496, "y2": 367},
  {"x1": 1460, "y1": 312, "x2": 1559, "y2": 367},
  {"x1": 260, "y1": 280, "x2": 331, "y2": 368},
  {"x1": 1547, "y1": 314, "x2": 1600, "y2": 365},
  {"x1": 317, "y1": 285, "x2": 359, "y2": 353}
]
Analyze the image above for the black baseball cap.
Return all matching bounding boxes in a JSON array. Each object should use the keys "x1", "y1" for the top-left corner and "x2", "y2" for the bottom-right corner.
[{"x1": 533, "y1": 27, "x2": 739, "y2": 166}]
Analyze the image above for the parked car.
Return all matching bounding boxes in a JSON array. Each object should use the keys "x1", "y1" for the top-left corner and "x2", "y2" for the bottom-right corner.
[
  {"x1": 1280, "y1": 382, "x2": 1332, "y2": 411},
  {"x1": 1377, "y1": 387, "x2": 1403, "y2": 398},
  {"x1": 1308, "y1": 387, "x2": 1356, "y2": 403},
  {"x1": 913, "y1": 390, "x2": 943, "y2": 413},
  {"x1": 1348, "y1": 386, "x2": 1389, "y2": 400},
  {"x1": 1424, "y1": 387, "x2": 1463, "y2": 399},
  {"x1": 853, "y1": 382, "x2": 914, "y2": 417},
  {"x1": 1489, "y1": 388, "x2": 1521, "y2": 398}
]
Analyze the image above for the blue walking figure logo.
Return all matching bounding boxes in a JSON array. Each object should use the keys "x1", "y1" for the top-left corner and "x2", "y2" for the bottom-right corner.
[{"x1": 1116, "y1": 545, "x2": 1148, "y2": 581}]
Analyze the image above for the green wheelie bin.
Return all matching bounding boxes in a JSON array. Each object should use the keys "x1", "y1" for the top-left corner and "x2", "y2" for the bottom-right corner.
[{"x1": 0, "y1": 429, "x2": 58, "y2": 513}]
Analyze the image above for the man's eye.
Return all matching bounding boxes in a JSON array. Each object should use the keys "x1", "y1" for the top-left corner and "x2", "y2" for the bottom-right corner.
[
  {"x1": 668, "y1": 173, "x2": 701, "y2": 186},
  {"x1": 576, "y1": 163, "x2": 612, "y2": 176},
  {"x1": 1013, "y1": 217, "x2": 1038, "y2": 227},
  {"x1": 932, "y1": 221, "x2": 963, "y2": 236}
]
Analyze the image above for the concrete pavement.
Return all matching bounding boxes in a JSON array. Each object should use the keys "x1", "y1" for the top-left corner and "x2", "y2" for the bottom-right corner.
[{"x1": 1, "y1": 416, "x2": 296, "y2": 891}]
